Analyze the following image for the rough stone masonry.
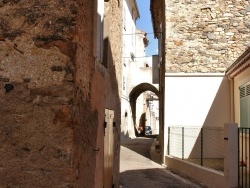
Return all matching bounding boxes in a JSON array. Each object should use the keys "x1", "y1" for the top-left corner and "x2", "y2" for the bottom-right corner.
[
  {"x1": 0, "y1": 0, "x2": 122, "y2": 187},
  {"x1": 0, "y1": 1, "x2": 77, "y2": 187},
  {"x1": 165, "y1": 0, "x2": 250, "y2": 73}
]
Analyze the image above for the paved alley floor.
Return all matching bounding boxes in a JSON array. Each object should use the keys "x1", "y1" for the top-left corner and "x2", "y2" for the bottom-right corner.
[{"x1": 119, "y1": 137, "x2": 206, "y2": 188}]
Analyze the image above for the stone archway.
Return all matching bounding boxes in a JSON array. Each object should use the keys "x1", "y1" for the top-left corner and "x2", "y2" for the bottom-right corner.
[{"x1": 129, "y1": 83, "x2": 159, "y2": 136}]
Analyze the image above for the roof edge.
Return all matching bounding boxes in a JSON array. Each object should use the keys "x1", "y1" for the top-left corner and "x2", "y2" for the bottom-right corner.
[
  {"x1": 226, "y1": 48, "x2": 250, "y2": 78},
  {"x1": 133, "y1": 0, "x2": 140, "y2": 19},
  {"x1": 150, "y1": 0, "x2": 157, "y2": 38}
]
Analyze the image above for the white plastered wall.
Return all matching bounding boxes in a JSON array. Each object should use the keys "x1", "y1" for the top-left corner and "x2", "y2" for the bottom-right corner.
[{"x1": 164, "y1": 73, "x2": 231, "y2": 157}]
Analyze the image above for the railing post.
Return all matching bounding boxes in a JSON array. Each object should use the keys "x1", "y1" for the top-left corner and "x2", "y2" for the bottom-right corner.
[
  {"x1": 168, "y1": 127, "x2": 170, "y2": 155},
  {"x1": 182, "y1": 127, "x2": 184, "y2": 160},
  {"x1": 224, "y1": 123, "x2": 238, "y2": 188},
  {"x1": 241, "y1": 128, "x2": 244, "y2": 187},
  {"x1": 243, "y1": 128, "x2": 246, "y2": 187},
  {"x1": 201, "y1": 128, "x2": 203, "y2": 166},
  {"x1": 238, "y1": 127, "x2": 240, "y2": 187},
  {"x1": 248, "y1": 129, "x2": 250, "y2": 188}
]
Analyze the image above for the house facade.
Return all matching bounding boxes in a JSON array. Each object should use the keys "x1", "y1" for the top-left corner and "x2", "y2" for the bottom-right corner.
[
  {"x1": 226, "y1": 48, "x2": 250, "y2": 128},
  {"x1": 0, "y1": 0, "x2": 122, "y2": 187},
  {"x1": 226, "y1": 48, "x2": 250, "y2": 188}
]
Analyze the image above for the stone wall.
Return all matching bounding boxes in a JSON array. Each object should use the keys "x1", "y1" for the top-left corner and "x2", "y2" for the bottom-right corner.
[
  {"x1": 0, "y1": 0, "x2": 122, "y2": 187},
  {"x1": 165, "y1": 0, "x2": 250, "y2": 73},
  {"x1": 73, "y1": 0, "x2": 122, "y2": 187}
]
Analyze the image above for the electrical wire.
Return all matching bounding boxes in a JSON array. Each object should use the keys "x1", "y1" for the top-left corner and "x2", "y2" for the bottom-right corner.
[
  {"x1": 123, "y1": 32, "x2": 162, "y2": 35},
  {"x1": 122, "y1": 56, "x2": 154, "y2": 58}
]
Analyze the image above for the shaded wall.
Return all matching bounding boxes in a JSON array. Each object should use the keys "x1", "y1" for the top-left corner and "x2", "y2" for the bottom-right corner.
[
  {"x1": 129, "y1": 83, "x2": 159, "y2": 136},
  {"x1": 0, "y1": 0, "x2": 122, "y2": 187}
]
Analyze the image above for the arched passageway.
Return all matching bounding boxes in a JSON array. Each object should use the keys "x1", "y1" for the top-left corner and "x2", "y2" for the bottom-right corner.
[{"x1": 129, "y1": 83, "x2": 159, "y2": 136}]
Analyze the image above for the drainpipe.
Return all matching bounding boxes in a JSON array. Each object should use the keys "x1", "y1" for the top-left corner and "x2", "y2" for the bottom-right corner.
[
  {"x1": 228, "y1": 76, "x2": 235, "y2": 123},
  {"x1": 161, "y1": 0, "x2": 166, "y2": 165}
]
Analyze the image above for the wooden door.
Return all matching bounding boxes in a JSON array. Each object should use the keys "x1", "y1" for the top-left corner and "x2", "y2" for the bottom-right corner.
[{"x1": 104, "y1": 109, "x2": 114, "y2": 188}]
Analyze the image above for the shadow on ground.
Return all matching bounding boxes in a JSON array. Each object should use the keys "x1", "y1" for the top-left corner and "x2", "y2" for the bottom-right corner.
[
  {"x1": 120, "y1": 137, "x2": 207, "y2": 188},
  {"x1": 136, "y1": 134, "x2": 159, "y2": 139},
  {"x1": 120, "y1": 168, "x2": 206, "y2": 188},
  {"x1": 121, "y1": 135, "x2": 160, "y2": 164}
]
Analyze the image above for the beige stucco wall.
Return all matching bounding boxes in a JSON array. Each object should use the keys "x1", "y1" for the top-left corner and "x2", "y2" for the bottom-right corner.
[{"x1": 166, "y1": 156, "x2": 225, "y2": 188}]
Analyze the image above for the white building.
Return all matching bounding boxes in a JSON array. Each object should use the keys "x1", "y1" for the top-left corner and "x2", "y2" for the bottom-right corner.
[
  {"x1": 121, "y1": 0, "x2": 159, "y2": 138},
  {"x1": 121, "y1": 0, "x2": 140, "y2": 138}
]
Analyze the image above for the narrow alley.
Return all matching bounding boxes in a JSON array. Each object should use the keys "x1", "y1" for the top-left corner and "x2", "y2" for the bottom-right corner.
[
  {"x1": 1, "y1": 0, "x2": 250, "y2": 187},
  {"x1": 120, "y1": 137, "x2": 206, "y2": 188}
]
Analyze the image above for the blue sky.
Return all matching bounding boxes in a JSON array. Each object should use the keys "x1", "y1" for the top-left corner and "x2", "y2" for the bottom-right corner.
[{"x1": 136, "y1": 0, "x2": 158, "y2": 56}]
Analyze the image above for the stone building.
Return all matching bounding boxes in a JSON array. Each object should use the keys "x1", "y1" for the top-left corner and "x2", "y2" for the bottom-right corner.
[
  {"x1": 151, "y1": 0, "x2": 250, "y2": 186},
  {"x1": 0, "y1": 0, "x2": 122, "y2": 187},
  {"x1": 151, "y1": 0, "x2": 250, "y2": 156},
  {"x1": 162, "y1": 0, "x2": 250, "y2": 154},
  {"x1": 150, "y1": 0, "x2": 166, "y2": 163}
]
